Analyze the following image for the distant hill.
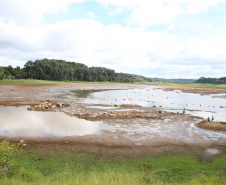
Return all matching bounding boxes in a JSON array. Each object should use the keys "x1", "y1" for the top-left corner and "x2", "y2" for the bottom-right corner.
[{"x1": 195, "y1": 77, "x2": 226, "y2": 84}]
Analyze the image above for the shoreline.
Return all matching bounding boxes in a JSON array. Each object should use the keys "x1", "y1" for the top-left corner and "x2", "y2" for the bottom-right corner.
[{"x1": 0, "y1": 83, "x2": 225, "y2": 156}]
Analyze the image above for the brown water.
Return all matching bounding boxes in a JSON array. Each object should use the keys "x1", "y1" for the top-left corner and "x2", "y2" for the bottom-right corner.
[{"x1": 0, "y1": 107, "x2": 106, "y2": 137}]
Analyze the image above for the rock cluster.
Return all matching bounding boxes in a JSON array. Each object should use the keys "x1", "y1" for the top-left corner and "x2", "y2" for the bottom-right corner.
[
  {"x1": 75, "y1": 110, "x2": 163, "y2": 120},
  {"x1": 28, "y1": 101, "x2": 71, "y2": 111}
]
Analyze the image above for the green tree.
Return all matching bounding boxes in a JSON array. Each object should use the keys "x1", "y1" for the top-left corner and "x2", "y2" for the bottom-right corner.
[{"x1": 0, "y1": 67, "x2": 4, "y2": 80}]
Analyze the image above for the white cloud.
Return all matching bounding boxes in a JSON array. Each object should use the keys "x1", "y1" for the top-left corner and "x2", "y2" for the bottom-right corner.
[
  {"x1": 0, "y1": 0, "x2": 85, "y2": 25},
  {"x1": 183, "y1": 35, "x2": 226, "y2": 59},
  {"x1": 88, "y1": 12, "x2": 96, "y2": 19},
  {"x1": 96, "y1": 0, "x2": 226, "y2": 27},
  {"x1": 0, "y1": 0, "x2": 226, "y2": 78}
]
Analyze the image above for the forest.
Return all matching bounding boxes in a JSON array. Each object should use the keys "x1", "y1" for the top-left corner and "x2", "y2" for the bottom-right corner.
[
  {"x1": 0, "y1": 58, "x2": 152, "y2": 83},
  {"x1": 1, "y1": 59, "x2": 225, "y2": 84},
  {"x1": 195, "y1": 76, "x2": 226, "y2": 84}
]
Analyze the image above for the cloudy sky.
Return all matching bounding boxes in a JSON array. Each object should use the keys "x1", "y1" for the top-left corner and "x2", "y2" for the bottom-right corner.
[{"x1": 0, "y1": 0, "x2": 226, "y2": 79}]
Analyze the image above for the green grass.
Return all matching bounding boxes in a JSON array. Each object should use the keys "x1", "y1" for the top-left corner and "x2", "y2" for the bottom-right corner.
[
  {"x1": 0, "y1": 79, "x2": 121, "y2": 84},
  {"x1": 1, "y1": 79, "x2": 226, "y2": 88},
  {"x1": 144, "y1": 81, "x2": 226, "y2": 88},
  {"x1": 1, "y1": 151, "x2": 226, "y2": 184}
]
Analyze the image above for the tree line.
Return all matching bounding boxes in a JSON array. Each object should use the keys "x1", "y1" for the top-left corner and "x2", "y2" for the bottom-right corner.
[
  {"x1": 195, "y1": 76, "x2": 226, "y2": 84},
  {"x1": 0, "y1": 58, "x2": 152, "y2": 83}
]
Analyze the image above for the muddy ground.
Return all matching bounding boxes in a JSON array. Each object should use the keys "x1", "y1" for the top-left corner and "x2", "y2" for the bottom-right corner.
[{"x1": 0, "y1": 83, "x2": 226, "y2": 158}]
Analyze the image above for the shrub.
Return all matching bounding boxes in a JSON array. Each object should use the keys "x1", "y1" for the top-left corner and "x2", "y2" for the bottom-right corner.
[{"x1": 0, "y1": 139, "x2": 23, "y2": 174}]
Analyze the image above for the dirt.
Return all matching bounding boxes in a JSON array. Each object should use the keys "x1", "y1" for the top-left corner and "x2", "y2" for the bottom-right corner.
[
  {"x1": 160, "y1": 85, "x2": 226, "y2": 96},
  {"x1": 0, "y1": 83, "x2": 225, "y2": 158},
  {"x1": 198, "y1": 120, "x2": 226, "y2": 131}
]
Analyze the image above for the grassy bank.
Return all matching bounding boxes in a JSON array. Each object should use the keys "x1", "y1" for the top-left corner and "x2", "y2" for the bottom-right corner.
[
  {"x1": 1, "y1": 79, "x2": 226, "y2": 88},
  {"x1": 144, "y1": 81, "x2": 226, "y2": 88},
  {"x1": 1, "y1": 151, "x2": 226, "y2": 184},
  {"x1": 0, "y1": 79, "x2": 121, "y2": 84}
]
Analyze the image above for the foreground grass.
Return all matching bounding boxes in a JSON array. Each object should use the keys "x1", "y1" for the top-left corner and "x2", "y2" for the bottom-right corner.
[{"x1": 1, "y1": 151, "x2": 226, "y2": 184}]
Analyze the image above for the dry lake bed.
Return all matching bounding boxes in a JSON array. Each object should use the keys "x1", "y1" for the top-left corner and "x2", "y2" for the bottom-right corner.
[{"x1": 0, "y1": 83, "x2": 225, "y2": 158}]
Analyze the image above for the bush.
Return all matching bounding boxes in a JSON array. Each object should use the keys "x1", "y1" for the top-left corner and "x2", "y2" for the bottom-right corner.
[{"x1": 0, "y1": 139, "x2": 23, "y2": 174}]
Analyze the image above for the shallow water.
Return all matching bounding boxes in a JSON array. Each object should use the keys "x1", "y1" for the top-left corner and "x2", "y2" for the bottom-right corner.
[
  {"x1": 0, "y1": 107, "x2": 105, "y2": 137},
  {"x1": 70, "y1": 87, "x2": 226, "y2": 121}
]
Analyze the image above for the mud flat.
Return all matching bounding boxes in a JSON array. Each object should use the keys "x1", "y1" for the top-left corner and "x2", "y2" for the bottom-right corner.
[{"x1": 0, "y1": 83, "x2": 225, "y2": 157}]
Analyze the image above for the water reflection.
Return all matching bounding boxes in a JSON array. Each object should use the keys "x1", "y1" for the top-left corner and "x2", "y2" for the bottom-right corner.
[
  {"x1": 67, "y1": 87, "x2": 226, "y2": 121},
  {"x1": 0, "y1": 107, "x2": 105, "y2": 137},
  {"x1": 71, "y1": 89, "x2": 116, "y2": 98}
]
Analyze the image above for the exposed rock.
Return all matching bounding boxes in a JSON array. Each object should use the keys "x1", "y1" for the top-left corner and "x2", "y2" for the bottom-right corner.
[
  {"x1": 28, "y1": 101, "x2": 71, "y2": 112},
  {"x1": 75, "y1": 110, "x2": 163, "y2": 121},
  {"x1": 56, "y1": 103, "x2": 62, "y2": 108},
  {"x1": 20, "y1": 140, "x2": 25, "y2": 144}
]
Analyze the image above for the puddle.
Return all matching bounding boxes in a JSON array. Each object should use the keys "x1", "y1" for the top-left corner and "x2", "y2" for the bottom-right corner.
[
  {"x1": 87, "y1": 106, "x2": 116, "y2": 110},
  {"x1": 0, "y1": 107, "x2": 106, "y2": 137},
  {"x1": 204, "y1": 148, "x2": 221, "y2": 156},
  {"x1": 71, "y1": 89, "x2": 110, "y2": 98}
]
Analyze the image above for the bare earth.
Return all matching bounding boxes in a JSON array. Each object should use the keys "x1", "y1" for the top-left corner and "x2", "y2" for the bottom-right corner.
[{"x1": 0, "y1": 83, "x2": 225, "y2": 158}]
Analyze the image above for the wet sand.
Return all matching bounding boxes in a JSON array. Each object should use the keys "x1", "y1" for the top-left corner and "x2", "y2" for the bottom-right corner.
[{"x1": 0, "y1": 83, "x2": 225, "y2": 157}]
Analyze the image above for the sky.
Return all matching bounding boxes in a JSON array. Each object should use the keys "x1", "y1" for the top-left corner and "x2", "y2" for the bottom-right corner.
[{"x1": 0, "y1": 0, "x2": 226, "y2": 79}]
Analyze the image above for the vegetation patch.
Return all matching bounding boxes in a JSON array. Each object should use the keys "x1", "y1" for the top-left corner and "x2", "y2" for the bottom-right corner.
[{"x1": 1, "y1": 147, "x2": 226, "y2": 184}]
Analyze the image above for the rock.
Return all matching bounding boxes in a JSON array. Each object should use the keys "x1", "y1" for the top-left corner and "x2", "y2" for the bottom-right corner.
[
  {"x1": 65, "y1": 103, "x2": 71, "y2": 107},
  {"x1": 56, "y1": 103, "x2": 62, "y2": 107},
  {"x1": 20, "y1": 140, "x2": 25, "y2": 144},
  {"x1": 89, "y1": 115, "x2": 98, "y2": 118}
]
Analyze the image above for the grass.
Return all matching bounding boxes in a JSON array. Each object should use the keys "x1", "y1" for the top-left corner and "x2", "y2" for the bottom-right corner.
[
  {"x1": 143, "y1": 81, "x2": 226, "y2": 88},
  {"x1": 1, "y1": 79, "x2": 226, "y2": 88},
  {"x1": 1, "y1": 151, "x2": 226, "y2": 184},
  {"x1": 0, "y1": 79, "x2": 120, "y2": 84}
]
